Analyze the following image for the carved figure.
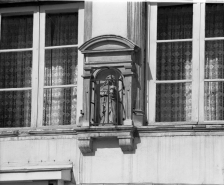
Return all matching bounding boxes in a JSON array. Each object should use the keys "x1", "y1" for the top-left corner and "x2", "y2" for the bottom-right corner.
[{"x1": 100, "y1": 75, "x2": 117, "y2": 124}]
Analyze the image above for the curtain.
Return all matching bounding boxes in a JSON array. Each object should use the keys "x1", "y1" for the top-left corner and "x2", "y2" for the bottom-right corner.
[
  {"x1": 156, "y1": 42, "x2": 192, "y2": 122},
  {"x1": 205, "y1": 41, "x2": 224, "y2": 120},
  {"x1": 0, "y1": 15, "x2": 33, "y2": 127},
  {"x1": 44, "y1": 48, "x2": 78, "y2": 126},
  {"x1": 204, "y1": 4, "x2": 224, "y2": 121},
  {"x1": 0, "y1": 52, "x2": 32, "y2": 88},
  {"x1": 206, "y1": 4, "x2": 224, "y2": 38},
  {"x1": 156, "y1": 42, "x2": 192, "y2": 81},
  {"x1": 45, "y1": 13, "x2": 78, "y2": 46},
  {"x1": 0, "y1": 15, "x2": 33, "y2": 49},
  {"x1": 156, "y1": 5, "x2": 193, "y2": 122},
  {"x1": 156, "y1": 83, "x2": 192, "y2": 122},
  {"x1": 0, "y1": 52, "x2": 32, "y2": 127},
  {"x1": 157, "y1": 5, "x2": 192, "y2": 40},
  {"x1": 43, "y1": 13, "x2": 78, "y2": 126}
]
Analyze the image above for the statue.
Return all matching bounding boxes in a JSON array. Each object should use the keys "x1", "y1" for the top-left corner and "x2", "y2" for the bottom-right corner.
[{"x1": 100, "y1": 75, "x2": 117, "y2": 124}]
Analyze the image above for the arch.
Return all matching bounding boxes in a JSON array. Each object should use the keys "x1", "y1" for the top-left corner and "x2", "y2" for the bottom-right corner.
[
  {"x1": 79, "y1": 34, "x2": 139, "y2": 53},
  {"x1": 95, "y1": 67, "x2": 123, "y2": 81}
]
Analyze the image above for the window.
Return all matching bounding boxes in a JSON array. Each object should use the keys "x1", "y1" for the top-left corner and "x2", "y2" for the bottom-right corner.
[
  {"x1": 0, "y1": 3, "x2": 84, "y2": 128},
  {"x1": 147, "y1": 3, "x2": 224, "y2": 124}
]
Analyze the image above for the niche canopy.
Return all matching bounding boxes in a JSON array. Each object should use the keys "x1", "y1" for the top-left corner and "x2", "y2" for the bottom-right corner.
[
  {"x1": 77, "y1": 35, "x2": 139, "y2": 154},
  {"x1": 79, "y1": 34, "x2": 139, "y2": 64}
]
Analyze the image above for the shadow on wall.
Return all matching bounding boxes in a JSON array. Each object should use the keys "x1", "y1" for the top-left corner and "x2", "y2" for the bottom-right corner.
[
  {"x1": 82, "y1": 135, "x2": 141, "y2": 156},
  {"x1": 145, "y1": 59, "x2": 152, "y2": 125}
]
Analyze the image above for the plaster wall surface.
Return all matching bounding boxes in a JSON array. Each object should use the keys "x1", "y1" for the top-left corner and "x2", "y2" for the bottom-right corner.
[
  {"x1": 92, "y1": 2, "x2": 127, "y2": 38},
  {"x1": 81, "y1": 135, "x2": 224, "y2": 185},
  {"x1": 0, "y1": 135, "x2": 80, "y2": 184},
  {"x1": 1, "y1": 135, "x2": 224, "y2": 184}
]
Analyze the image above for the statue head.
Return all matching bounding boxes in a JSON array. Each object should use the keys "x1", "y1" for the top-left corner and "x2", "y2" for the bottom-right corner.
[{"x1": 105, "y1": 75, "x2": 116, "y2": 86}]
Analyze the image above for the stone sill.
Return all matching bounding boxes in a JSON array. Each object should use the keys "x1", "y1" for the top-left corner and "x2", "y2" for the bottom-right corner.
[
  {"x1": 1, "y1": 124, "x2": 224, "y2": 138},
  {"x1": 0, "y1": 126, "x2": 77, "y2": 138},
  {"x1": 137, "y1": 124, "x2": 224, "y2": 133}
]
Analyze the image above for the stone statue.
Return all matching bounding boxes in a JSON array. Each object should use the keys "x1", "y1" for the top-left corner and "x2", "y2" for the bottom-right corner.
[{"x1": 100, "y1": 75, "x2": 117, "y2": 124}]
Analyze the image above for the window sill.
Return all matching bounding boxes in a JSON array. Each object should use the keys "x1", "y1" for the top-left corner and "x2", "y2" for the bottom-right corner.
[
  {"x1": 1, "y1": 123, "x2": 224, "y2": 138},
  {"x1": 149, "y1": 121, "x2": 224, "y2": 125},
  {"x1": 0, "y1": 125, "x2": 78, "y2": 138},
  {"x1": 137, "y1": 124, "x2": 224, "y2": 135}
]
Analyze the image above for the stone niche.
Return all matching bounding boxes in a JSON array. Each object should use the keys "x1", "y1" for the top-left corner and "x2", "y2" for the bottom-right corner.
[{"x1": 77, "y1": 35, "x2": 139, "y2": 154}]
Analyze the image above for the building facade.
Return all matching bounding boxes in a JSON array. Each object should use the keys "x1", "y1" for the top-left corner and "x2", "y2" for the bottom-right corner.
[{"x1": 0, "y1": 0, "x2": 224, "y2": 185}]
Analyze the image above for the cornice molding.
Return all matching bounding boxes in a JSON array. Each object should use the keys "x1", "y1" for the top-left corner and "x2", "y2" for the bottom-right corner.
[
  {"x1": 137, "y1": 125, "x2": 224, "y2": 134},
  {"x1": 1, "y1": 124, "x2": 224, "y2": 138},
  {"x1": 0, "y1": 130, "x2": 18, "y2": 137},
  {"x1": 0, "y1": 164, "x2": 72, "y2": 173}
]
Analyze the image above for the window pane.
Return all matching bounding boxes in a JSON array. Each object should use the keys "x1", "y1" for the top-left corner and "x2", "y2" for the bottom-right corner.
[
  {"x1": 205, "y1": 41, "x2": 224, "y2": 79},
  {"x1": 0, "y1": 15, "x2": 33, "y2": 49},
  {"x1": 156, "y1": 83, "x2": 192, "y2": 122},
  {"x1": 206, "y1": 4, "x2": 224, "y2": 38},
  {"x1": 45, "y1": 13, "x2": 78, "y2": 46},
  {"x1": 43, "y1": 87, "x2": 77, "y2": 126},
  {"x1": 45, "y1": 48, "x2": 78, "y2": 86},
  {"x1": 157, "y1": 5, "x2": 193, "y2": 40},
  {"x1": 205, "y1": 82, "x2": 224, "y2": 120},
  {"x1": 157, "y1": 42, "x2": 192, "y2": 80},
  {"x1": 0, "y1": 51, "x2": 32, "y2": 88},
  {"x1": 0, "y1": 90, "x2": 31, "y2": 127}
]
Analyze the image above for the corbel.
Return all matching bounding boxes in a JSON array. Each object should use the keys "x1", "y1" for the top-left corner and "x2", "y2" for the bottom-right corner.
[
  {"x1": 118, "y1": 136, "x2": 134, "y2": 151},
  {"x1": 78, "y1": 137, "x2": 93, "y2": 153}
]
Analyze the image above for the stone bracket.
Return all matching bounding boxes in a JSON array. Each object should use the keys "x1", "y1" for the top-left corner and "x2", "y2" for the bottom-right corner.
[
  {"x1": 78, "y1": 137, "x2": 93, "y2": 153},
  {"x1": 77, "y1": 126, "x2": 135, "y2": 154},
  {"x1": 117, "y1": 136, "x2": 133, "y2": 151}
]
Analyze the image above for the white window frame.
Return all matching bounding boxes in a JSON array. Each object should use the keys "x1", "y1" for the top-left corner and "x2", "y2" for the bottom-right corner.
[
  {"x1": 0, "y1": 6, "x2": 39, "y2": 128},
  {"x1": 147, "y1": 2, "x2": 201, "y2": 125},
  {"x1": 38, "y1": 3, "x2": 84, "y2": 127},
  {"x1": 0, "y1": 3, "x2": 84, "y2": 128},
  {"x1": 199, "y1": 3, "x2": 224, "y2": 125}
]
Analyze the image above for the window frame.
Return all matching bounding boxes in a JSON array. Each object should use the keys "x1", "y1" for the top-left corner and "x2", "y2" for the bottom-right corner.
[
  {"x1": 199, "y1": 3, "x2": 224, "y2": 124},
  {"x1": 147, "y1": 2, "x2": 202, "y2": 125},
  {"x1": 38, "y1": 3, "x2": 84, "y2": 127},
  {"x1": 0, "y1": 3, "x2": 84, "y2": 129},
  {"x1": 0, "y1": 6, "x2": 39, "y2": 128}
]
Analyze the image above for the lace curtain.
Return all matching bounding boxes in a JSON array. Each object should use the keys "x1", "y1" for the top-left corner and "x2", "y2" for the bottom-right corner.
[
  {"x1": 156, "y1": 42, "x2": 192, "y2": 122},
  {"x1": 157, "y1": 5, "x2": 192, "y2": 40},
  {"x1": 0, "y1": 15, "x2": 33, "y2": 49},
  {"x1": 156, "y1": 5, "x2": 193, "y2": 122},
  {"x1": 43, "y1": 13, "x2": 78, "y2": 126},
  {"x1": 205, "y1": 4, "x2": 224, "y2": 120},
  {"x1": 0, "y1": 15, "x2": 33, "y2": 127}
]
